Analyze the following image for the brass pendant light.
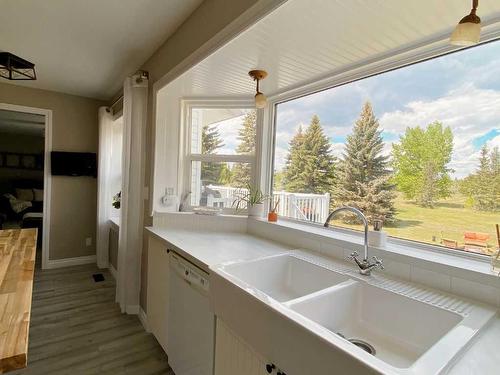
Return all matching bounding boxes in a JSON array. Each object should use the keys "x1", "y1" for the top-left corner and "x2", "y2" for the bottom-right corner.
[
  {"x1": 248, "y1": 70, "x2": 268, "y2": 109},
  {"x1": 450, "y1": 0, "x2": 481, "y2": 46}
]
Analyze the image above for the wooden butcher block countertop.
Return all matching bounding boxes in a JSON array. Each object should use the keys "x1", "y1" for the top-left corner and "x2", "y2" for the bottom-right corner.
[{"x1": 0, "y1": 229, "x2": 37, "y2": 373}]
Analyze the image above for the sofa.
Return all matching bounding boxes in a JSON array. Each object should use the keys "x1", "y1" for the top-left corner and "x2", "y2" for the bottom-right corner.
[{"x1": 0, "y1": 179, "x2": 44, "y2": 230}]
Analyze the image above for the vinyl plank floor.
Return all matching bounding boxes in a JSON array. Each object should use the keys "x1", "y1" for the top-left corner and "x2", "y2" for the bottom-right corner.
[{"x1": 12, "y1": 261, "x2": 173, "y2": 375}]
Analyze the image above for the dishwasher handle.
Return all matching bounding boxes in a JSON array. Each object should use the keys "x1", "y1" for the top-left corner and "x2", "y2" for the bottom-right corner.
[{"x1": 170, "y1": 252, "x2": 209, "y2": 293}]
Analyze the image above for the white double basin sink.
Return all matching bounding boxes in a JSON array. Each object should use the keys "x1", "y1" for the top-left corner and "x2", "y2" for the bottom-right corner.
[{"x1": 210, "y1": 253, "x2": 496, "y2": 374}]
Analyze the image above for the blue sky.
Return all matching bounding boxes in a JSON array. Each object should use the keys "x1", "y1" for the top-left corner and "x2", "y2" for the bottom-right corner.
[{"x1": 274, "y1": 41, "x2": 500, "y2": 178}]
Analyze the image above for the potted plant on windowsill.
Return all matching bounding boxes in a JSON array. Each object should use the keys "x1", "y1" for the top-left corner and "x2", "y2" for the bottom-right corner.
[
  {"x1": 232, "y1": 184, "x2": 270, "y2": 218},
  {"x1": 112, "y1": 191, "x2": 121, "y2": 209}
]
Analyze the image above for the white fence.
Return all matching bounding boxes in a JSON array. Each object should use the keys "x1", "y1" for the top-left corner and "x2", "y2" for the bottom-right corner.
[
  {"x1": 205, "y1": 185, "x2": 330, "y2": 223},
  {"x1": 272, "y1": 191, "x2": 330, "y2": 223}
]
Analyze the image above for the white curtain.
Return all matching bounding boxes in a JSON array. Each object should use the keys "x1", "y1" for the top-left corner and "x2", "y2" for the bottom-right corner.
[
  {"x1": 117, "y1": 73, "x2": 148, "y2": 314},
  {"x1": 96, "y1": 107, "x2": 114, "y2": 269}
]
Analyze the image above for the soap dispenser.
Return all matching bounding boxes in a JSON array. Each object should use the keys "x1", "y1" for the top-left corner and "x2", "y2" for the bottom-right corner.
[
  {"x1": 368, "y1": 219, "x2": 387, "y2": 248},
  {"x1": 161, "y1": 187, "x2": 179, "y2": 212}
]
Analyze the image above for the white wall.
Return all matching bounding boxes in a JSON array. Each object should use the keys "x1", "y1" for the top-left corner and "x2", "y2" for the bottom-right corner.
[{"x1": 152, "y1": 81, "x2": 183, "y2": 213}]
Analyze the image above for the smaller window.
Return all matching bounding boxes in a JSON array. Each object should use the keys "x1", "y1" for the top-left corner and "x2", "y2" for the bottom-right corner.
[
  {"x1": 190, "y1": 108, "x2": 256, "y2": 155},
  {"x1": 190, "y1": 161, "x2": 252, "y2": 208},
  {"x1": 185, "y1": 104, "x2": 256, "y2": 210}
]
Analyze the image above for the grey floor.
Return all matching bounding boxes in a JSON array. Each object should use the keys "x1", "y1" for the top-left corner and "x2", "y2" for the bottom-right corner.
[{"x1": 13, "y1": 258, "x2": 173, "y2": 375}]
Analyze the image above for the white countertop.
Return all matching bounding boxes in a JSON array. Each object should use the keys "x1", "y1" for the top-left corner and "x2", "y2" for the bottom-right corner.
[
  {"x1": 449, "y1": 319, "x2": 500, "y2": 374},
  {"x1": 145, "y1": 227, "x2": 500, "y2": 374},
  {"x1": 146, "y1": 227, "x2": 291, "y2": 272}
]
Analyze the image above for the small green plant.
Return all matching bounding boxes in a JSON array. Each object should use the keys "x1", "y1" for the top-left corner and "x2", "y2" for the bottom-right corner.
[
  {"x1": 232, "y1": 184, "x2": 270, "y2": 211},
  {"x1": 112, "y1": 191, "x2": 121, "y2": 209}
]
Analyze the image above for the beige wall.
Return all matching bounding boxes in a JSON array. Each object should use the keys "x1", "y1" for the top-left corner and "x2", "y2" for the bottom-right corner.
[
  {"x1": 133, "y1": 0, "x2": 263, "y2": 311},
  {"x1": 0, "y1": 82, "x2": 105, "y2": 260}
]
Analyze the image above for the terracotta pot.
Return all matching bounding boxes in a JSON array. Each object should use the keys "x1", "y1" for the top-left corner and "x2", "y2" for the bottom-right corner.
[{"x1": 267, "y1": 211, "x2": 278, "y2": 222}]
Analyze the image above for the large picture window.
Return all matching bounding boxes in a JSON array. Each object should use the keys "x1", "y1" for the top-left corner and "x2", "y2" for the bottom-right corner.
[
  {"x1": 272, "y1": 41, "x2": 500, "y2": 256},
  {"x1": 186, "y1": 105, "x2": 256, "y2": 209}
]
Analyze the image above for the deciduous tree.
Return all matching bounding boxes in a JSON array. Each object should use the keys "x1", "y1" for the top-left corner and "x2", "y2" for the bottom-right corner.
[{"x1": 392, "y1": 122, "x2": 453, "y2": 207}]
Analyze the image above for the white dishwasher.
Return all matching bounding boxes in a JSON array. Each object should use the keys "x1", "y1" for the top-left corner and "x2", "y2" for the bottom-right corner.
[{"x1": 168, "y1": 252, "x2": 215, "y2": 375}]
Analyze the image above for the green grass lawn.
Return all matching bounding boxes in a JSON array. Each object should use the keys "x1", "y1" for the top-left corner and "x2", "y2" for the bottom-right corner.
[{"x1": 336, "y1": 194, "x2": 499, "y2": 253}]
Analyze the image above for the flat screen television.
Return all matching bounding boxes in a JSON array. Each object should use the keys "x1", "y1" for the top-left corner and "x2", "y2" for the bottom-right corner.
[{"x1": 51, "y1": 151, "x2": 97, "y2": 177}]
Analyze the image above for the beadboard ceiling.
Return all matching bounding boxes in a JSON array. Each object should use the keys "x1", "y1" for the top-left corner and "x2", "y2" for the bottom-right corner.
[
  {"x1": 173, "y1": 0, "x2": 500, "y2": 98},
  {"x1": 0, "y1": 0, "x2": 203, "y2": 99}
]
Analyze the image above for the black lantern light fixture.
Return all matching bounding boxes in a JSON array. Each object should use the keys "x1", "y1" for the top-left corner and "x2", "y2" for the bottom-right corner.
[{"x1": 0, "y1": 52, "x2": 37, "y2": 80}]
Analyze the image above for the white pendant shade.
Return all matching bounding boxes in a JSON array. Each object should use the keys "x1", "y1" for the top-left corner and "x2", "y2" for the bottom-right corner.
[
  {"x1": 450, "y1": 21, "x2": 481, "y2": 46},
  {"x1": 255, "y1": 92, "x2": 267, "y2": 109},
  {"x1": 249, "y1": 69, "x2": 268, "y2": 109}
]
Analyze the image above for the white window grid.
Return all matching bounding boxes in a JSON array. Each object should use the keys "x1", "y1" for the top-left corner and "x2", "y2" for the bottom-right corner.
[{"x1": 182, "y1": 99, "x2": 257, "y2": 212}]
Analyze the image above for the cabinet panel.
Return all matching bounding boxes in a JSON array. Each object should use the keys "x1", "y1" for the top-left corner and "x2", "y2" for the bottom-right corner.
[
  {"x1": 146, "y1": 235, "x2": 170, "y2": 352},
  {"x1": 215, "y1": 318, "x2": 269, "y2": 375}
]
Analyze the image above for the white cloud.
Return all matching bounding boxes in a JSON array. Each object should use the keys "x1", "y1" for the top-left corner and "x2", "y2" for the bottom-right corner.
[
  {"x1": 380, "y1": 84, "x2": 500, "y2": 178},
  {"x1": 466, "y1": 58, "x2": 500, "y2": 88},
  {"x1": 213, "y1": 114, "x2": 246, "y2": 155},
  {"x1": 273, "y1": 147, "x2": 288, "y2": 171},
  {"x1": 487, "y1": 134, "x2": 500, "y2": 149},
  {"x1": 330, "y1": 143, "x2": 345, "y2": 160},
  {"x1": 273, "y1": 79, "x2": 500, "y2": 178},
  {"x1": 324, "y1": 124, "x2": 352, "y2": 138}
]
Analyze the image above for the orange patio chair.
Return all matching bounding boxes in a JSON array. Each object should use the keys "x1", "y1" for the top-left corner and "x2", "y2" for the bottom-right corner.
[{"x1": 463, "y1": 231, "x2": 490, "y2": 248}]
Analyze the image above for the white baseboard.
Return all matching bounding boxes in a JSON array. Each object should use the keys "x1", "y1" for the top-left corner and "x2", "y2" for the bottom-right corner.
[
  {"x1": 108, "y1": 264, "x2": 118, "y2": 280},
  {"x1": 125, "y1": 304, "x2": 140, "y2": 315},
  {"x1": 138, "y1": 307, "x2": 149, "y2": 332},
  {"x1": 45, "y1": 255, "x2": 97, "y2": 269}
]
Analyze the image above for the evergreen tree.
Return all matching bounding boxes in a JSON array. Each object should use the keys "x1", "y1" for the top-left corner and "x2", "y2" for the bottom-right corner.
[
  {"x1": 491, "y1": 146, "x2": 500, "y2": 175},
  {"x1": 231, "y1": 111, "x2": 256, "y2": 187},
  {"x1": 283, "y1": 116, "x2": 336, "y2": 194},
  {"x1": 202, "y1": 124, "x2": 224, "y2": 154},
  {"x1": 334, "y1": 102, "x2": 396, "y2": 223},
  {"x1": 201, "y1": 123, "x2": 224, "y2": 185},
  {"x1": 392, "y1": 122, "x2": 453, "y2": 207},
  {"x1": 282, "y1": 125, "x2": 307, "y2": 191},
  {"x1": 479, "y1": 144, "x2": 490, "y2": 173},
  {"x1": 460, "y1": 145, "x2": 500, "y2": 211},
  {"x1": 491, "y1": 147, "x2": 500, "y2": 211},
  {"x1": 475, "y1": 145, "x2": 496, "y2": 210},
  {"x1": 218, "y1": 163, "x2": 232, "y2": 185},
  {"x1": 273, "y1": 171, "x2": 285, "y2": 191}
]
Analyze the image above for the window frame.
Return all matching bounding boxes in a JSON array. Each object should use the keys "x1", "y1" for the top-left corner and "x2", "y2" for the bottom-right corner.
[
  {"x1": 182, "y1": 99, "x2": 257, "y2": 213},
  {"x1": 262, "y1": 38, "x2": 500, "y2": 262}
]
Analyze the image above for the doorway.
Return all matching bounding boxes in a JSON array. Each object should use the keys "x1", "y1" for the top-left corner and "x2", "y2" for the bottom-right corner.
[{"x1": 0, "y1": 103, "x2": 52, "y2": 269}]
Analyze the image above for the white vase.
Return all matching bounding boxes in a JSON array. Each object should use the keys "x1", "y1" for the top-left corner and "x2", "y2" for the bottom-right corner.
[{"x1": 248, "y1": 203, "x2": 264, "y2": 218}]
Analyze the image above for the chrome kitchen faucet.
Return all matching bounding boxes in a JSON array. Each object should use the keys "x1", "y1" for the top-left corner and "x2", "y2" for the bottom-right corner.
[{"x1": 324, "y1": 206, "x2": 384, "y2": 276}]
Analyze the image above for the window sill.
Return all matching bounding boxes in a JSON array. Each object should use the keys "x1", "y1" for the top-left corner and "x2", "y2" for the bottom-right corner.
[
  {"x1": 154, "y1": 210, "x2": 246, "y2": 219},
  {"x1": 109, "y1": 217, "x2": 120, "y2": 231},
  {"x1": 248, "y1": 217, "x2": 500, "y2": 289}
]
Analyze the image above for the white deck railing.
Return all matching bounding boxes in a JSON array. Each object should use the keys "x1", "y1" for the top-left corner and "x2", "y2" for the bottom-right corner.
[
  {"x1": 205, "y1": 185, "x2": 330, "y2": 223},
  {"x1": 271, "y1": 191, "x2": 330, "y2": 223}
]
